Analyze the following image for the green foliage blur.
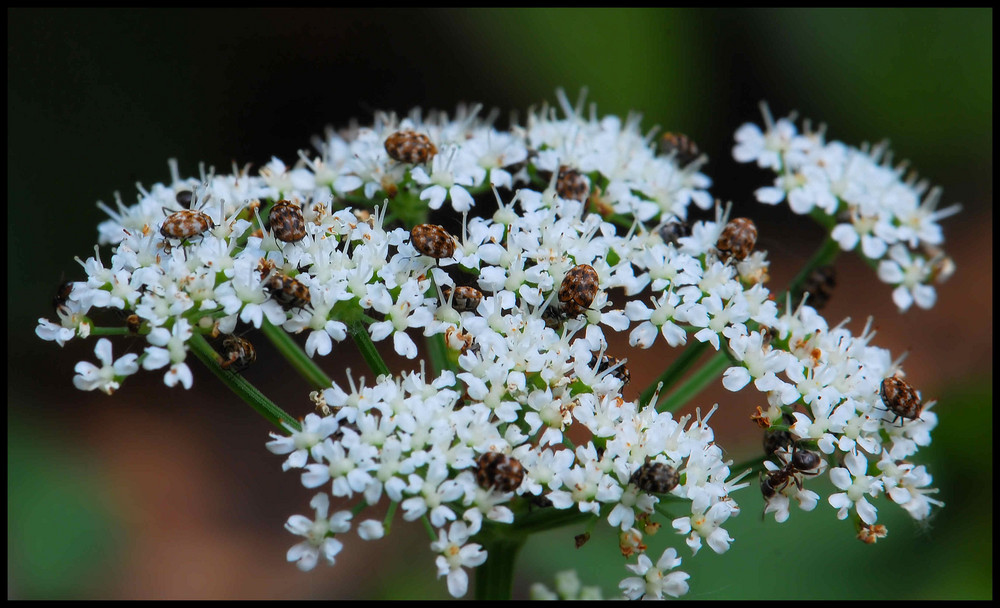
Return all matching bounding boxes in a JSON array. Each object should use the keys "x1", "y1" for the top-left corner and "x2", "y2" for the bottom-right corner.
[{"x1": 8, "y1": 8, "x2": 991, "y2": 599}]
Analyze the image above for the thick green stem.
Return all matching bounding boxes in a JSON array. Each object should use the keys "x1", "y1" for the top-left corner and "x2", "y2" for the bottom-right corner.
[
  {"x1": 188, "y1": 333, "x2": 300, "y2": 431},
  {"x1": 639, "y1": 339, "x2": 710, "y2": 407},
  {"x1": 471, "y1": 507, "x2": 596, "y2": 599},
  {"x1": 474, "y1": 524, "x2": 527, "y2": 601},
  {"x1": 260, "y1": 319, "x2": 333, "y2": 390},
  {"x1": 658, "y1": 348, "x2": 733, "y2": 412},
  {"x1": 349, "y1": 321, "x2": 391, "y2": 378}
]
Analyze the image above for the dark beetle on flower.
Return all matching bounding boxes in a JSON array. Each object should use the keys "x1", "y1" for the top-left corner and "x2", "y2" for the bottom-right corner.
[
  {"x1": 475, "y1": 452, "x2": 525, "y2": 493},
  {"x1": 268, "y1": 200, "x2": 307, "y2": 243},
  {"x1": 558, "y1": 263, "x2": 600, "y2": 318},
  {"x1": 384, "y1": 130, "x2": 437, "y2": 164},
  {"x1": 160, "y1": 208, "x2": 215, "y2": 241},
  {"x1": 410, "y1": 224, "x2": 457, "y2": 260},
  {"x1": 716, "y1": 217, "x2": 757, "y2": 262},
  {"x1": 880, "y1": 375, "x2": 924, "y2": 423}
]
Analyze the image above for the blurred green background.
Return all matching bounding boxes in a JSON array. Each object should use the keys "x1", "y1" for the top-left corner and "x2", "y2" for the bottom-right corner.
[{"x1": 8, "y1": 8, "x2": 991, "y2": 599}]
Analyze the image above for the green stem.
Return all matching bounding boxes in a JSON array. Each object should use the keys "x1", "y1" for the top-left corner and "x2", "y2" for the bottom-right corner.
[
  {"x1": 349, "y1": 321, "x2": 391, "y2": 378},
  {"x1": 260, "y1": 319, "x2": 333, "y2": 390},
  {"x1": 604, "y1": 212, "x2": 633, "y2": 230},
  {"x1": 188, "y1": 333, "x2": 300, "y2": 431},
  {"x1": 474, "y1": 523, "x2": 528, "y2": 600},
  {"x1": 383, "y1": 501, "x2": 398, "y2": 535},
  {"x1": 511, "y1": 506, "x2": 595, "y2": 535},
  {"x1": 783, "y1": 235, "x2": 842, "y2": 307},
  {"x1": 89, "y1": 326, "x2": 133, "y2": 336},
  {"x1": 658, "y1": 347, "x2": 734, "y2": 412},
  {"x1": 808, "y1": 206, "x2": 837, "y2": 231},
  {"x1": 426, "y1": 332, "x2": 455, "y2": 377},
  {"x1": 639, "y1": 339, "x2": 710, "y2": 407}
]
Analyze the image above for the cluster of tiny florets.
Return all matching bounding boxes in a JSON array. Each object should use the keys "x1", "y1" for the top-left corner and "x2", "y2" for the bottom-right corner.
[
  {"x1": 734, "y1": 102, "x2": 959, "y2": 312},
  {"x1": 39, "y1": 90, "x2": 949, "y2": 598}
]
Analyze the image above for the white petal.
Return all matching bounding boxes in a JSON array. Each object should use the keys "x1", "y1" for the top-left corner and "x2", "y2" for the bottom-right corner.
[
  {"x1": 393, "y1": 331, "x2": 418, "y2": 359},
  {"x1": 449, "y1": 186, "x2": 474, "y2": 212},
  {"x1": 601, "y1": 310, "x2": 630, "y2": 331},
  {"x1": 755, "y1": 186, "x2": 785, "y2": 205},
  {"x1": 829, "y1": 468, "x2": 852, "y2": 491},
  {"x1": 722, "y1": 366, "x2": 751, "y2": 391},
  {"x1": 420, "y1": 185, "x2": 447, "y2": 210},
  {"x1": 913, "y1": 284, "x2": 937, "y2": 309},
  {"x1": 628, "y1": 322, "x2": 658, "y2": 349},
  {"x1": 856, "y1": 497, "x2": 878, "y2": 525},
  {"x1": 306, "y1": 331, "x2": 332, "y2": 357},
  {"x1": 891, "y1": 286, "x2": 914, "y2": 311},
  {"x1": 141, "y1": 346, "x2": 170, "y2": 370},
  {"x1": 831, "y1": 224, "x2": 859, "y2": 251},
  {"x1": 357, "y1": 520, "x2": 385, "y2": 540},
  {"x1": 446, "y1": 567, "x2": 469, "y2": 598},
  {"x1": 94, "y1": 338, "x2": 114, "y2": 365}
]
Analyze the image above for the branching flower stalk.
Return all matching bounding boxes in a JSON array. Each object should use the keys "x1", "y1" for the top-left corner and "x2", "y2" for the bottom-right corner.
[{"x1": 38, "y1": 90, "x2": 954, "y2": 599}]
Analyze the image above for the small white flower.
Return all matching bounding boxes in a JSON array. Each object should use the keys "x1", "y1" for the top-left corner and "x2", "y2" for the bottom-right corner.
[
  {"x1": 411, "y1": 146, "x2": 485, "y2": 212},
  {"x1": 35, "y1": 318, "x2": 77, "y2": 346},
  {"x1": 284, "y1": 493, "x2": 351, "y2": 571},
  {"x1": 671, "y1": 500, "x2": 735, "y2": 555},
  {"x1": 877, "y1": 244, "x2": 937, "y2": 312},
  {"x1": 431, "y1": 521, "x2": 488, "y2": 598},
  {"x1": 619, "y1": 548, "x2": 690, "y2": 600},
  {"x1": 828, "y1": 449, "x2": 883, "y2": 524},
  {"x1": 142, "y1": 318, "x2": 194, "y2": 389},
  {"x1": 266, "y1": 413, "x2": 340, "y2": 471},
  {"x1": 401, "y1": 459, "x2": 464, "y2": 527},
  {"x1": 72, "y1": 338, "x2": 139, "y2": 395}
]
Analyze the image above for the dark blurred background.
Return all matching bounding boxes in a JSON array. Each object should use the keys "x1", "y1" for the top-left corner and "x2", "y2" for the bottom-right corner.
[{"x1": 8, "y1": 8, "x2": 991, "y2": 599}]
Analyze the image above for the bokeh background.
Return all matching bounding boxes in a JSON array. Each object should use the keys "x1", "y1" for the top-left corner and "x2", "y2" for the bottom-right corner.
[{"x1": 8, "y1": 8, "x2": 991, "y2": 600}]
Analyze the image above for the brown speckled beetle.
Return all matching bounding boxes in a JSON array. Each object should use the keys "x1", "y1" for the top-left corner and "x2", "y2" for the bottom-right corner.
[
  {"x1": 596, "y1": 354, "x2": 630, "y2": 386},
  {"x1": 410, "y1": 224, "x2": 456, "y2": 260},
  {"x1": 558, "y1": 263, "x2": 599, "y2": 317},
  {"x1": 630, "y1": 461, "x2": 680, "y2": 494},
  {"x1": 556, "y1": 165, "x2": 590, "y2": 202},
  {"x1": 220, "y1": 334, "x2": 256, "y2": 372},
  {"x1": 475, "y1": 452, "x2": 525, "y2": 493},
  {"x1": 716, "y1": 217, "x2": 757, "y2": 262},
  {"x1": 160, "y1": 209, "x2": 215, "y2": 241},
  {"x1": 443, "y1": 285, "x2": 483, "y2": 312},
  {"x1": 880, "y1": 376, "x2": 923, "y2": 423},
  {"x1": 658, "y1": 132, "x2": 700, "y2": 166},
  {"x1": 264, "y1": 271, "x2": 311, "y2": 311},
  {"x1": 268, "y1": 200, "x2": 307, "y2": 243},
  {"x1": 384, "y1": 130, "x2": 437, "y2": 164}
]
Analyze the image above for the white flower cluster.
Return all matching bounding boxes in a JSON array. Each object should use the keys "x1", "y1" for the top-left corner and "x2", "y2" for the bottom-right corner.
[
  {"x1": 38, "y1": 90, "x2": 950, "y2": 598},
  {"x1": 267, "y1": 359, "x2": 737, "y2": 598},
  {"x1": 721, "y1": 306, "x2": 943, "y2": 528},
  {"x1": 35, "y1": 89, "x2": 711, "y2": 393},
  {"x1": 733, "y1": 103, "x2": 960, "y2": 312}
]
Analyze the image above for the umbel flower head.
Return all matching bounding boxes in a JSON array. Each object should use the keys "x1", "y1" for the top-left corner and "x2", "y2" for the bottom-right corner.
[{"x1": 38, "y1": 89, "x2": 952, "y2": 599}]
